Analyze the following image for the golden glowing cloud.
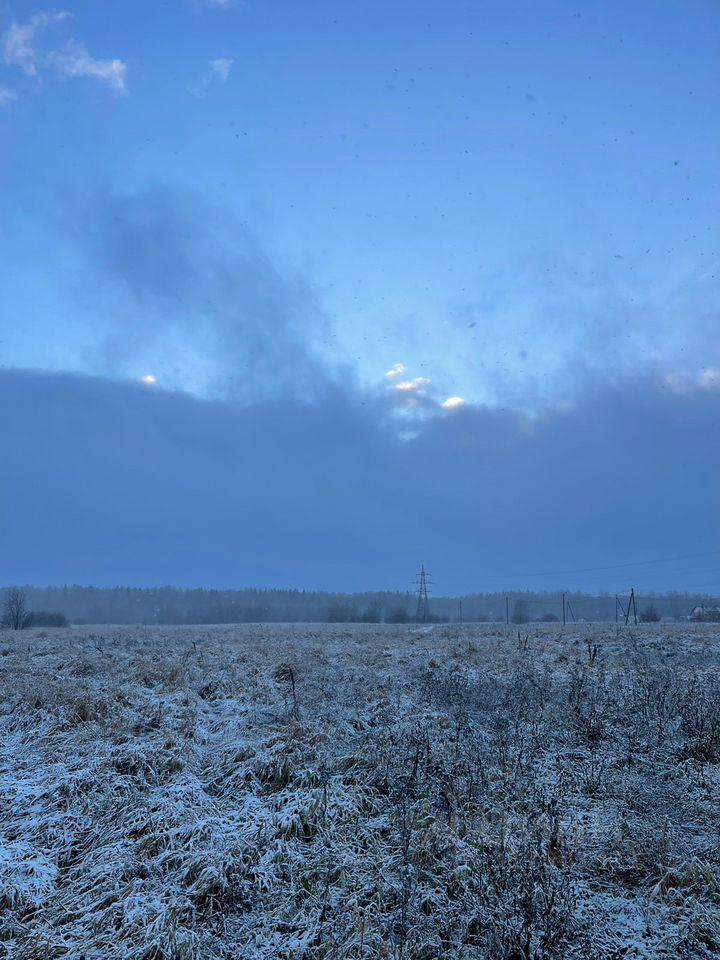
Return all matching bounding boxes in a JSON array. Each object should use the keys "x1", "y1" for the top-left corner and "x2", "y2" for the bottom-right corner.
[
  {"x1": 441, "y1": 396, "x2": 466, "y2": 409},
  {"x1": 395, "y1": 377, "x2": 431, "y2": 393}
]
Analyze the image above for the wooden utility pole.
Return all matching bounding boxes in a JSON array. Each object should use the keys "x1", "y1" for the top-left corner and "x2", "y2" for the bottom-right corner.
[{"x1": 624, "y1": 588, "x2": 638, "y2": 625}]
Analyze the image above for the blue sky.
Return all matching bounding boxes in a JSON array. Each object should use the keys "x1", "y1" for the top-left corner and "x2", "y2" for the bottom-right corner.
[
  {"x1": 1, "y1": 0, "x2": 719, "y2": 591},
  {"x1": 2, "y1": 0, "x2": 719, "y2": 404}
]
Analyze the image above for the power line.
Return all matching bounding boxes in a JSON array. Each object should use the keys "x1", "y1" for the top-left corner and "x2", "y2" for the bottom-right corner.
[{"x1": 476, "y1": 548, "x2": 720, "y2": 583}]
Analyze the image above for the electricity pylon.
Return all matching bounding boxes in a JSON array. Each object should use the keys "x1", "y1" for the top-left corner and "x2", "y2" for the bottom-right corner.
[{"x1": 415, "y1": 565, "x2": 432, "y2": 623}]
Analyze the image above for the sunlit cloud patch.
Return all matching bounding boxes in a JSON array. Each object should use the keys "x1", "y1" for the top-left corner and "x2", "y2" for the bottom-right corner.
[
  {"x1": 395, "y1": 377, "x2": 430, "y2": 394},
  {"x1": 441, "y1": 396, "x2": 466, "y2": 410}
]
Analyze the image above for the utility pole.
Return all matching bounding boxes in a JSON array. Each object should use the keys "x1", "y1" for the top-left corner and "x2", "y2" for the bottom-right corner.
[
  {"x1": 624, "y1": 588, "x2": 638, "y2": 626},
  {"x1": 415, "y1": 565, "x2": 431, "y2": 623},
  {"x1": 562, "y1": 593, "x2": 566, "y2": 626}
]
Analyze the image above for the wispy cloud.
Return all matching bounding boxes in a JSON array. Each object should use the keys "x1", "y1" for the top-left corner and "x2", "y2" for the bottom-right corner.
[
  {"x1": 1, "y1": 11, "x2": 69, "y2": 76},
  {"x1": 190, "y1": 57, "x2": 233, "y2": 96},
  {"x1": 76, "y1": 185, "x2": 334, "y2": 403},
  {"x1": 665, "y1": 368, "x2": 720, "y2": 396},
  {"x1": 0, "y1": 85, "x2": 17, "y2": 106},
  {"x1": 1, "y1": 11, "x2": 126, "y2": 94},
  {"x1": 210, "y1": 58, "x2": 232, "y2": 82},
  {"x1": 48, "y1": 40, "x2": 126, "y2": 93}
]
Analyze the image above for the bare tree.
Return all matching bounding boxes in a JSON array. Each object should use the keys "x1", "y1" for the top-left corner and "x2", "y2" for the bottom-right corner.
[{"x1": 2, "y1": 588, "x2": 33, "y2": 630}]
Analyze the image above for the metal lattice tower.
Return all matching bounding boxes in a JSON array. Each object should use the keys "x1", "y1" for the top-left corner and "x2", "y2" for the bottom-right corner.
[{"x1": 415, "y1": 565, "x2": 431, "y2": 623}]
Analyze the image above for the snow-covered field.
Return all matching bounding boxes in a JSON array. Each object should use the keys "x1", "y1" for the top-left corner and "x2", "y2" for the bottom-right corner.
[{"x1": 1, "y1": 622, "x2": 719, "y2": 958}]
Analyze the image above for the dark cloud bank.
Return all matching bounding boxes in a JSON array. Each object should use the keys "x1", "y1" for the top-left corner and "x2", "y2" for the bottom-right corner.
[{"x1": 2, "y1": 366, "x2": 717, "y2": 593}]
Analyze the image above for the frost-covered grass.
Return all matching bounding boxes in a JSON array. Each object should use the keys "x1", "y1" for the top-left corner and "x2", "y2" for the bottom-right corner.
[{"x1": 1, "y1": 622, "x2": 719, "y2": 958}]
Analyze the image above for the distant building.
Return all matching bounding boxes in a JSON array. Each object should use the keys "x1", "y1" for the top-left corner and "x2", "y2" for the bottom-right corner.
[{"x1": 689, "y1": 604, "x2": 720, "y2": 623}]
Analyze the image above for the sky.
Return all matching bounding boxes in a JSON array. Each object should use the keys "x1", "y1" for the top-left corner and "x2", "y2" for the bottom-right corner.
[{"x1": 0, "y1": 0, "x2": 718, "y2": 594}]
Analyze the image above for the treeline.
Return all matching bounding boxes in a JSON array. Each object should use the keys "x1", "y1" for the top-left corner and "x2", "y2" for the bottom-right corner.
[{"x1": 5, "y1": 585, "x2": 718, "y2": 625}]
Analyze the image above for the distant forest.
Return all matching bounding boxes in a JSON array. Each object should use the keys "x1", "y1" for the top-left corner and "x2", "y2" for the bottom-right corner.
[{"x1": 6, "y1": 585, "x2": 718, "y2": 625}]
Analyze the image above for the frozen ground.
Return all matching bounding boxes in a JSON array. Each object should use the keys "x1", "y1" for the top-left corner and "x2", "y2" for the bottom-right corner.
[{"x1": 1, "y1": 622, "x2": 719, "y2": 958}]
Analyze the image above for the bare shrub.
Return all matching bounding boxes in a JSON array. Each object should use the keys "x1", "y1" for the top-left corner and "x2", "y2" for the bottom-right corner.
[
  {"x1": 273, "y1": 661, "x2": 301, "y2": 719},
  {"x1": 468, "y1": 826, "x2": 580, "y2": 958},
  {"x1": 679, "y1": 682, "x2": 720, "y2": 762},
  {"x1": 566, "y1": 669, "x2": 606, "y2": 744}
]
